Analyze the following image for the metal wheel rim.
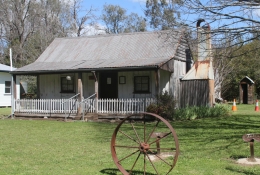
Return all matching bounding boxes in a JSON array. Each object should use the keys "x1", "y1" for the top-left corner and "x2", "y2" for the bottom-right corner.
[{"x1": 111, "y1": 112, "x2": 179, "y2": 175}]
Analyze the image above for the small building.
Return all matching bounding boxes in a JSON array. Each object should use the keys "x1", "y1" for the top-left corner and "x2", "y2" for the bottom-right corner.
[
  {"x1": 239, "y1": 76, "x2": 254, "y2": 104},
  {"x1": 11, "y1": 30, "x2": 193, "y2": 118},
  {"x1": 0, "y1": 64, "x2": 20, "y2": 107}
]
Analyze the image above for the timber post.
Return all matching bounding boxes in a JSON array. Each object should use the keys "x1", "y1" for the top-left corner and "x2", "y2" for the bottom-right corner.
[
  {"x1": 37, "y1": 75, "x2": 40, "y2": 99},
  {"x1": 11, "y1": 74, "x2": 16, "y2": 118},
  {"x1": 77, "y1": 72, "x2": 83, "y2": 116},
  {"x1": 155, "y1": 69, "x2": 160, "y2": 98},
  {"x1": 209, "y1": 79, "x2": 215, "y2": 107},
  {"x1": 92, "y1": 71, "x2": 98, "y2": 113}
]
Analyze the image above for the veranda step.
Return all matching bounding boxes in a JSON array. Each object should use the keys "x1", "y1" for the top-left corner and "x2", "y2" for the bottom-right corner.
[{"x1": 14, "y1": 112, "x2": 77, "y2": 120}]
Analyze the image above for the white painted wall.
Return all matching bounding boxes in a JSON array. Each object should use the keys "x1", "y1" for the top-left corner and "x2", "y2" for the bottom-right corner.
[
  {"x1": 38, "y1": 70, "x2": 172, "y2": 100},
  {"x1": 160, "y1": 69, "x2": 170, "y2": 94},
  {"x1": 39, "y1": 73, "x2": 78, "y2": 99},
  {"x1": 0, "y1": 72, "x2": 20, "y2": 106}
]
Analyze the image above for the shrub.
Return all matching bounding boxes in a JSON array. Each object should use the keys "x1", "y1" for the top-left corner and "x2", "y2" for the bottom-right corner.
[
  {"x1": 146, "y1": 91, "x2": 176, "y2": 120},
  {"x1": 174, "y1": 104, "x2": 230, "y2": 120}
]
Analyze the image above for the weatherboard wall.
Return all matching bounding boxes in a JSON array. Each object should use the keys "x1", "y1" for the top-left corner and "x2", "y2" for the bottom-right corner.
[{"x1": 38, "y1": 70, "x2": 172, "y2": 100}]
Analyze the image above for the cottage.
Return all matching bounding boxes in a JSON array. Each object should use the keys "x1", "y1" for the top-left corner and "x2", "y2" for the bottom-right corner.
[
  {"x1": 12, "y1": 30, "x2": 193, "y2": 119},
  {"x1": 0, "y1": 64, "x2": 20, "y2": 107}
]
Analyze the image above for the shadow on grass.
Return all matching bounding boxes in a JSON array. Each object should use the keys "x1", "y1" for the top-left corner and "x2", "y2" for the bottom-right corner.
[
  {"x1": 100, "y1": 168, "x2": 156, "y2": 175},
  {"x1": 172, "y1": 115, "x2": 260, "y2": 130},
  {"x1": 230, "y1": 155, "x2": 248, "y2": 159},
  {"x1": 226, "y1": 166, "x2": 258, "y2": 175}
]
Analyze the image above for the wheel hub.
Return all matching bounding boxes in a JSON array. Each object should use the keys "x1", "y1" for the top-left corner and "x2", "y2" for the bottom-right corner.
[{"x1": 139, "y1": 142, "x2": 150, "y2": 153}]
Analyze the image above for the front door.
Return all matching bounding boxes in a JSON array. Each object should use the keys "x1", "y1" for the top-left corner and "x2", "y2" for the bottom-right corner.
[{"x1": 99, "y1": 72, "x2": 118, "y2": 98}]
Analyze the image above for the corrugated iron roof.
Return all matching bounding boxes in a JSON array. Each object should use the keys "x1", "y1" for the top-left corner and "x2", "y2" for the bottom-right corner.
[
  {"x1": 0, "y1": 64, "x2": 16, "y2": 72},
  {"x1": 14, "y1": 30, "x2": 186, "y2": 73},
  {"x1": 181, "y1": 60, "x2": 214, "y2": 80}
]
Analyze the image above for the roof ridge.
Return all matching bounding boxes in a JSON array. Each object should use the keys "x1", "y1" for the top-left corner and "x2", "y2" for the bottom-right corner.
[{"x1": 56, "y1": 29, "x2": 185, "y2": 40}]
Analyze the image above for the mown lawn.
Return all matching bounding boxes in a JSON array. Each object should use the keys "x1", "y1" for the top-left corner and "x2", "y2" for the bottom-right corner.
[
  {"x1": 0, "y1": 104, "x2": 260, "y2": 174},
  {"x1": 0, "y1": 107, "x2": 11, "y2": 118}
]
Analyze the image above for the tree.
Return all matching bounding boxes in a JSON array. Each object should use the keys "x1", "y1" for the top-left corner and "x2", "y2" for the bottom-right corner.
[
  {"x1": 221, "y1": 40, "x2": 260, "y2": 100},
  {"x1": 0, "y1": 0, "x2": 69, "y2": 66},
  {"x1": 124, "y1": 13, "x2": 146, "y2": 33},
  {"x1": 181, "y1": 0, "x2": 260, "y2": 53},
  {"x1": 101, "y1": 4, "x2": 146, "y2": 34},
  {"x1": 0, "y1": 0, "x2": 97, "y2": 67},
  {"x1": 177, "y1": 1, "x2": 260, "y2": 99},
  {"x1": 145, "y1": 0, "x2": 183, "y2": 30},
  {"x1": 101, "y1": 4, "x2": 127, "y2": 34},
  {"x1": 0, "y1": 0, "x2": 39, "y2": 65},
  {"x1": 68, "y1": 0, "x2": 96, "y2": 37}
]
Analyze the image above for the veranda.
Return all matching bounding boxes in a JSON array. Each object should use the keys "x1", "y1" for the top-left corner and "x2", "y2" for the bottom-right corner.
[{"x1": 14, "y1": 97, "x2": 156, "y2": 119}]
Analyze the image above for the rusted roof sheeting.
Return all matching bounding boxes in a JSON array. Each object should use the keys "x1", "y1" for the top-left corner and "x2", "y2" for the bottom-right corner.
[
  {"x1": 14, "y1": 30, "x2": 186, "y2": 73},
  {"x1": 182, "y1": 60, "x2": 214, "y2": 80}
]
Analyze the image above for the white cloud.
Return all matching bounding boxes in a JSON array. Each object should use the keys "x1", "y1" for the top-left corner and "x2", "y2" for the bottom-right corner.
[
  {"x1": 130, "y1": 0, "x2": 146, "y2": 3},
  {"x1": 67, "y1": 23, "x2": 107, "y2": 37},
  {"x1": 82, "y1": 24, "x2": 107, "y2": 36}
]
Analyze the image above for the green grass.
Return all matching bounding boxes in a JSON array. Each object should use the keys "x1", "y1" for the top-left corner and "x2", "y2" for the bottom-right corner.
[
  {"x1": 0, "y1": 105, "x2": 260, "y2": 174},
  {"x1": 0, "y1": 107, "x2": 11, "y2": 118},
  {"x1": 231, "y1": 103, "x2": 259, "y2": 115}
]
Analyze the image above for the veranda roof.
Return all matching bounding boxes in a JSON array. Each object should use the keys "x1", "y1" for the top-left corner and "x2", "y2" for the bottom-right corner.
[
  {"x1": 0, "y1": 64, "x2": 16, "y2": 72},
  {"x1": 13, "y1": 29, "x2": 187, "y2": 74}
]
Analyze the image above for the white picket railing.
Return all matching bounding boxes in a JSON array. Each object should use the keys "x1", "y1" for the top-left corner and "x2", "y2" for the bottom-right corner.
[
  {"x1": 97, "y1": 98, "x2": 155, "y2": 114},
  {"x1": 14, "y1": 98, "x2": 156, "y2": 115},
  {"x1": 14, "y1": 99, "x2": 79, "y2": 114}
]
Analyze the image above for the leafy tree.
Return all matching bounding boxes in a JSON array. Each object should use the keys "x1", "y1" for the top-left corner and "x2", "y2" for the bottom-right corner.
[
  {"x1": 101, "y1": 4, "x2": 146, "y2": 34},
  {"x1": 221, "y1": 40, "x2": 260, "y2": 100},
  {"x1": 145, "y1": 0, "x2": 182, "y2": 30},
  {"x1": 0, "y1": 0, "x2": 96, "y2": 67},
  {"x1": 124, "y1": 13, "x2": 146, "y2": 33},
  {"x1": 101, "y1": 4, "x2": 127, "y2": 34}
]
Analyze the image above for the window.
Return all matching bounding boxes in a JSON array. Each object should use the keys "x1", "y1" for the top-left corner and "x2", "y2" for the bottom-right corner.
[
  {"x1": 134, "y1": 76, "x2": 149, "y2": 93},
  {"x1": 61, "y1": 76, "x2": 74, "y2": 93},
  {"x1": 119, "y1": 76, "x2": 126, "y2": 84},
  {"x1": 5, "y1": 81, "x2": 11, "y2": 93}
]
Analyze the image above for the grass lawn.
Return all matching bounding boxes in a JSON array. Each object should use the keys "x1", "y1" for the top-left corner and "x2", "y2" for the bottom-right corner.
[
  {"x1": 0, "y1": 104, "x2": 260, "y2": 174},
  {"x1": 0, "y1": 107, "x2": 11, "y2": 118}
]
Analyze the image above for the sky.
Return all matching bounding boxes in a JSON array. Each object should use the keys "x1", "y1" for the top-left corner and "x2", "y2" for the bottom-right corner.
[
  {"x1": 82, "y1": 0, "x2": 146, "y2": 17},
  {"x1": 78, "y1": 0, "x2": 260, "y2": 36},
  {"x1": 81, "y1": 0, "x2": 200, "y2": 29},
  {"x1": 77, "y1": 0, "x2": 147, "y2": 35}
]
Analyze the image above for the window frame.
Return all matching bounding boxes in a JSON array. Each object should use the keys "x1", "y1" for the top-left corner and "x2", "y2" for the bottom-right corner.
[
  {"x1": 119, "y1": 76, "x2": 126, "y2": 84},
  {"x1": 60, "y1": 76, "x2": 75, "y2": 93},
  {"x1": 134, "y1": 76, "x2": 150, "y2": 93},
  {"x1": 5, "y1": 81, "x2": 11, "y2": 94}
]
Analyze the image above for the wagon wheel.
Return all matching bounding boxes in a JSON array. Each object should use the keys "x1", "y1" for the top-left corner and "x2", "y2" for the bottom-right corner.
[{"x1": 111, "y1": 112, "x2": 179, "y2": 175}]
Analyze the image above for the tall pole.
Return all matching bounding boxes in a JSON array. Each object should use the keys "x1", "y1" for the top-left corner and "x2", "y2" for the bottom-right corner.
[{"x1": 10, "y1": 48, "x2": 14, "y2": 118}]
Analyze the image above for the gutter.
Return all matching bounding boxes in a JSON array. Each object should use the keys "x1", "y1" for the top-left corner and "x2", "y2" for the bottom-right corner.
[{"x1": 10, "y1": 65, "x2": 159, "y2": 75}]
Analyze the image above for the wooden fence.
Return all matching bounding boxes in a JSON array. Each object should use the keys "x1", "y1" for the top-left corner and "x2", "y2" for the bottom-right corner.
[{"x1": 14, "y1": 98, "x2": 156, "y2": 115}]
